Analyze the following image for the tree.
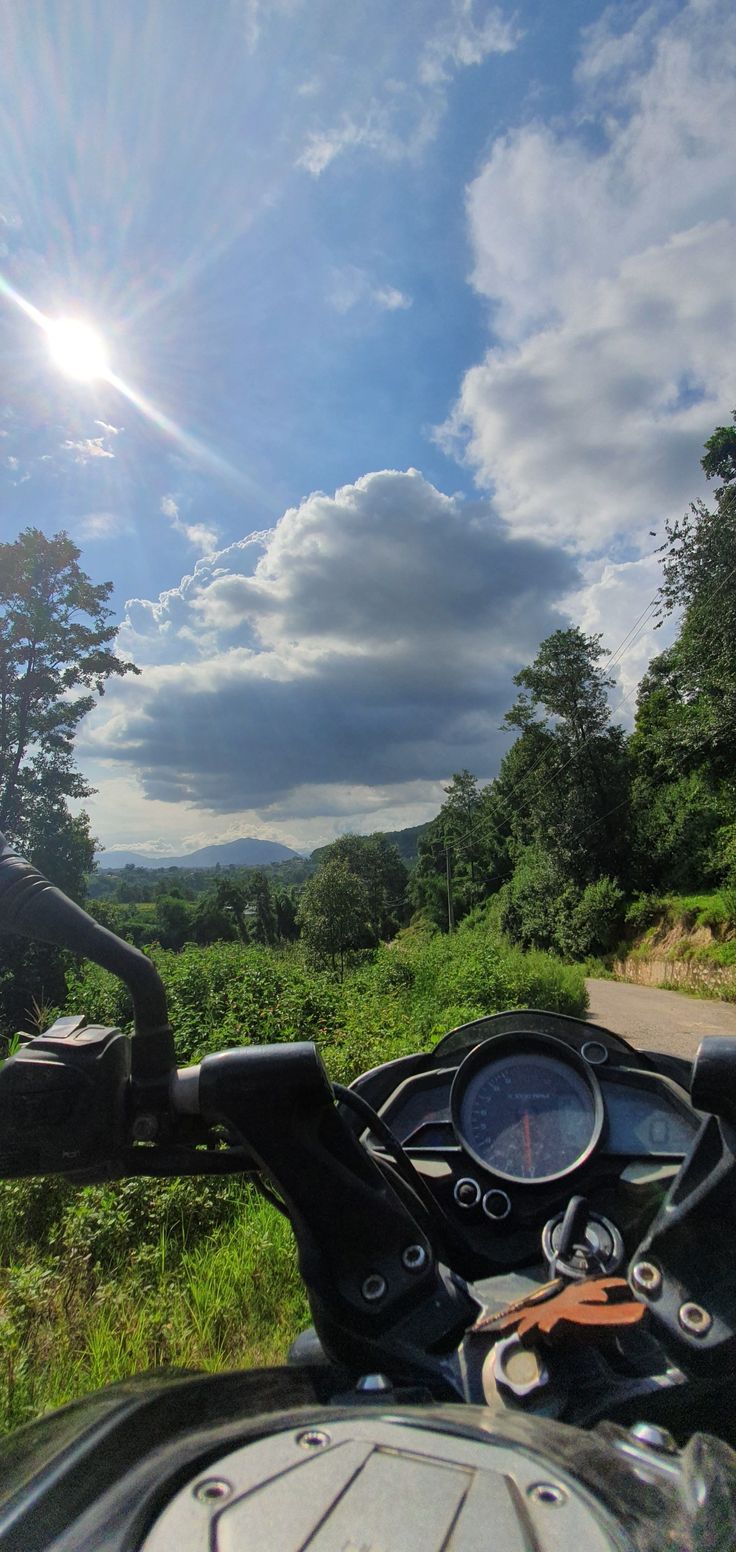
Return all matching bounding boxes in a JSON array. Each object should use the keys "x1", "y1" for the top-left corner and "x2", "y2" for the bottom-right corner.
[
  {"x1": 0, "y1": 530, "x2": 137, "y2": 1037},
  {"x1": 0, "y1": 528, "x2": 137, "y2": 868},
  {"x1": 248, "y1": 870, "x2": 277, "y2": 945},
  {"x1": 655, "y1": 411, "x2": 736, "y2": 775},
  {"x1": 297, "y1": 858, "x2": 369, "y2": 977},
  {"x1": 314, "y1": 833, "x2": 408, "y2": 941},
  {"x1": 274, "y1": 887, "x2": 299, "y2": 942}
]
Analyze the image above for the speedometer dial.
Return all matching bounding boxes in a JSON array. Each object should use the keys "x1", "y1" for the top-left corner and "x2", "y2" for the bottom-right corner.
[{"x1": 452, "y1": 1040, "x2": 602, "y2": 1183}]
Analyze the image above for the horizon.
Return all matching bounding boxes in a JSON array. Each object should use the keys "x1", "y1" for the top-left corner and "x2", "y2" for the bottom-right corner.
[{"x1": 1, "y1": 0, "x2": 734, "y2": 852}]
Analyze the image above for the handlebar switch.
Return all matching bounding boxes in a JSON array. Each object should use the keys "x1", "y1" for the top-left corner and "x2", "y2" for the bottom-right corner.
[{"x1": 0, "y1": 1022, "x2": 130, "y2": 1177}]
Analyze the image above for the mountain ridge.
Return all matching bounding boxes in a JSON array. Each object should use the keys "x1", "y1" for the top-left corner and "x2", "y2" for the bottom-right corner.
[{"x1": 97, "y1": 837, "x2": 303, "y2": 870}]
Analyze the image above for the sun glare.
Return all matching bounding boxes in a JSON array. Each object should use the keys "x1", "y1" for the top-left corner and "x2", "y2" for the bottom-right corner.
[{"x1": 47, "y1": 317, "x2": 110, "y2": 382}]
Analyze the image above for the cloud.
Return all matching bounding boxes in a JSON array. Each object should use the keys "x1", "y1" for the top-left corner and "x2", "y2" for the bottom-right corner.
[
  {"x1": 298, "y1": 1, "x2": 520, "y2": 175},
  {"x1": 75, "y1": 512, "x2": 132, "y2": 541},
  {"x1": 328, "y1": 266, "x2": 412, "y2": 314},
  {"x1": 440, "y1": 0, "x2": 736, "y2": 550},
  {"x1": 62, "y1": 436, "x2": 115, "y2": 463},
  {"x1": 160, "y1": 495, "x2": 219, "y2": 554},
  {"x1": 94, "y1": 419, "x2": 122, "y2": 436},
  {"x1": 86, "y1": 469, "x2": 578, "y2": 816},
  {"x1": 419, "y1": 0, "x2": 523, "y2": 86}
]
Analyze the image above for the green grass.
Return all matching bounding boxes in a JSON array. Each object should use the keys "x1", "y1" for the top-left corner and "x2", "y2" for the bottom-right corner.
[{"x1": 0, "y1": 924, "x2": 586, "y2": 1434}]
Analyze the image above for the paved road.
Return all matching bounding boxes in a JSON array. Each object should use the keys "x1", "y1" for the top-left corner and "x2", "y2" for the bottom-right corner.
[{"x1": 586, "y1": 977, "x2": 736, "y2": 1061}]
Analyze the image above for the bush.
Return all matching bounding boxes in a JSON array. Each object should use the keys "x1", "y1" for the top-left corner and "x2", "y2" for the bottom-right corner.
[
  {"x1": 625, "y1": 894, "x2": 665, "y2": 932},
  {"x1": 558, "y1": 878, "x2": 625, "y2": 960},
  {"x1": 0, "y1": 925, "x2": 587, "y2": 1434},
  {"x1": 498, "y1": 847, "x2": 574, "y2": 953}
]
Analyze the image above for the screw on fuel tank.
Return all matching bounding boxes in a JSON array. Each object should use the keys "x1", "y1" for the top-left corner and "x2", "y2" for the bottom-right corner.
[
  {"x1": 193, "y1": 1479, "x2": 232, "y2": 1503},
  {"x1": 296, "y1": 1429, "x2": 331, "y2": 1449},
  {"x1": 528, "y1": 1482, "x2": 567, "y2": 1506}
]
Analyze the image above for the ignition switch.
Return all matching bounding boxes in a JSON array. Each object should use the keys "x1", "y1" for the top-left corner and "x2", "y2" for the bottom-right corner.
[{"x1": 542, "y1": 1196, "x2": 624, "y2": 1281}]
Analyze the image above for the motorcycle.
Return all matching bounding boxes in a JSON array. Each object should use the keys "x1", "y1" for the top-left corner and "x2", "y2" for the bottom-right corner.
[{"x1": 0, "y1": 829, "x2": 735, "y2": 1551}]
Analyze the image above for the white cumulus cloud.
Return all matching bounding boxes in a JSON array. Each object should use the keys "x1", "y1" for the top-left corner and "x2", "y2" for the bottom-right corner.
[
  {"x1": 86, "y1": 469, "x2": 579, "y2": 819},
  {"x1": 440, "y1": 0, "x2": 736, "y2": 552},
  {"x1": 160, "y1": 494, "x2": 219, "y2": 554}
]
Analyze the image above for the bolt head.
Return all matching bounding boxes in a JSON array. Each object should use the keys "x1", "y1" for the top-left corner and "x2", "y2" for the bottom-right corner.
[
  {"x1": 356, "y1": 1373, "x2": 391, "y2": 1392},
  {"x1": 528, "y1": 1483, "x2": 566, "y2": 1506},
  {"x1": 361, "y1": 1272, "x2": 387, "y2": 1302},
  {"x1": 679, "y1": 1301, "x2": 712, "y2": 1337},
  {"x1": 296, "y1": 1428, "x2": 331, "y2": 1449},
  {"x1": 193, "y1": 1478, "x2": 232, "y2": 1503},
  {"x1": 632, "y1": 1260, "x2": 662, "y2": 1295},
  {"x1": 630, "y1": 1422, "x2": 678, "y2": 1453}
]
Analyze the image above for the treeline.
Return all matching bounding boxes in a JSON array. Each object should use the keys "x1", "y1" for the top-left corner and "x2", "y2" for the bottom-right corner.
[
  {"x1": 411, "y1": 413, "x2": 736, "y2": 955},
  {"x1": 1, "y1": 413, "x2": 734, "y2": 1030}
]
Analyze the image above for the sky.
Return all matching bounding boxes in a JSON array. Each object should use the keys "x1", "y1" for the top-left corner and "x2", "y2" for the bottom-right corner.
[{"x1": 1, "y1": 0, "x2": 734, "y2": 856}]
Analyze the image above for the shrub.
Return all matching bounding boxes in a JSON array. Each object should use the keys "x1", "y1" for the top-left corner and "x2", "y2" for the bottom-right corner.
[
  {"x1": 498, "y1": 846, "x2": 574, "y2": 953},
  {"x1": 558, "y1": 877, "x2": 625, "y2": 960},
  {"x1": 625, "y1": 894, "x2": 665, "y2": 932}
]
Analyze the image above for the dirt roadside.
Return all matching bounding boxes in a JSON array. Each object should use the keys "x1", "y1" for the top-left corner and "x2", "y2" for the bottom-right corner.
[{"x1": 586, "y1": 977, "x2": 736, "y2": 1061}]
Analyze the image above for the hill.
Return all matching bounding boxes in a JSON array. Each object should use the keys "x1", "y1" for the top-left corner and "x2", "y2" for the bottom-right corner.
[
  {"x1": 97, "y1": 837, "x2": 302, "y2": 870},
  {"x1": 309, "y1": 821, "x2": 430, "y2": 867}
]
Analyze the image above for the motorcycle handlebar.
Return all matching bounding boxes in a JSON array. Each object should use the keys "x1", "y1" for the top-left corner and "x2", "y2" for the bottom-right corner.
[{"x1": 0, "y1": 832, "x2": 174, "y2": 1086}]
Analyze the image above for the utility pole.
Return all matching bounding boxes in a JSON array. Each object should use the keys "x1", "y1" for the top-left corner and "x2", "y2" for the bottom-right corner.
[{"x1": 445, "y1": 839, "x2": 455, "y2": 935}]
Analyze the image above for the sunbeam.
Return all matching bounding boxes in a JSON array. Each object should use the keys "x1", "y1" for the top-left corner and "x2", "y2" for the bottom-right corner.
[{"x1": 0, "y1": 268, "x2": 257, "y2": 496}]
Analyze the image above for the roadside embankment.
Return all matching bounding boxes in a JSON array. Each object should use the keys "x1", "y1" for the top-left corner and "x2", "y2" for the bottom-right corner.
[{"x1": 610, "y1": 894, "x2": 736, "y2": 1003}]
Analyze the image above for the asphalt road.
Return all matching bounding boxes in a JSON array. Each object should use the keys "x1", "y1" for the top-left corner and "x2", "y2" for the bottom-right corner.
[{"x1": 586, "y1": 977, "x2": 736, "y2": 1061}]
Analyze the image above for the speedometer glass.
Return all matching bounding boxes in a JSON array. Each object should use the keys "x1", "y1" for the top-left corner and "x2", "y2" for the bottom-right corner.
[{"x1": 456, "y1": 1049, "x2": 599, "y2": 1182}]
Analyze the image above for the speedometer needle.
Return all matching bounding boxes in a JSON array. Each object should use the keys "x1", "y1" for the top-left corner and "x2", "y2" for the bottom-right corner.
[{"x1": 522, "y1": 1110, "x2": 533, "y2": 1176}]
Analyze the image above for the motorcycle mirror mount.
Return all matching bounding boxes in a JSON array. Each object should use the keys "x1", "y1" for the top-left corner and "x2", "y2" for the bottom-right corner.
[{"x1": 0, "y1": 831, "x2": 174, "y2": 1090}]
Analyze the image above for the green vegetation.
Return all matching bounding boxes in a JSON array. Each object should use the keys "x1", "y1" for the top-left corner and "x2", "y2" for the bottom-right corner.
[
  {"x1": 2, "y1": 413, "x2": 736, "y2": 1431},
  {"x1": 0, "y1": 926, "x2": 585, "y2": 1432}
]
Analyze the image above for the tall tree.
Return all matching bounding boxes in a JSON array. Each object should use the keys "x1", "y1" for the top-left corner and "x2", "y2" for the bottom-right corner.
[
  {"x1": 0, "y1": 530, "x2": 137, "y2": 1037},
  {"x1": 314, "y1": 833, "x2": 407, "y2": 941},
  {"x1": 504, "y1": 628, "x2": 629, "y2": 881},
  {"x1": 297, "y1": 857, "x2": 369, "y2": 977},
  {"x1": 0, "y1": 528, "x2": 137, "y2": 874},
  {"x1": 655, "y1": 410, "x2": 736, "y2": 775}
]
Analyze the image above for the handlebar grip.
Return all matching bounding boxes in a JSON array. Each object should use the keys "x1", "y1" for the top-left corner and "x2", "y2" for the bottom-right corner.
[{"x1": 0, "y1": 832, "x2": 174, "y2": 1084}]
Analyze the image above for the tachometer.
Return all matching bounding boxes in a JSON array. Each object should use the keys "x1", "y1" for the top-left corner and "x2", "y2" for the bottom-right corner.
[{"x1": 452, "y1": 1037, "x2": 603, "y2": 1184}]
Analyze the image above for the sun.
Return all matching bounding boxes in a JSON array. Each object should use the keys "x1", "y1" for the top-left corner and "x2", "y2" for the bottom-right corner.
[{"x1": 46, "y1": 317, "x2": 110, "y2": 382}]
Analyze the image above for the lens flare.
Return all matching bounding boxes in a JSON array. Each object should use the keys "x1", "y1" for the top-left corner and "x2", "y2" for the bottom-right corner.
[{"x1": 46, "y1": 317, "x2": 110, "y2": 382}]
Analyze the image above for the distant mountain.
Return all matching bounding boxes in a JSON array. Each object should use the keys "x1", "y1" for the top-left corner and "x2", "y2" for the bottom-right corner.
[{"x1": 97, "y1": 837, "x2": 302, "y2": 870}]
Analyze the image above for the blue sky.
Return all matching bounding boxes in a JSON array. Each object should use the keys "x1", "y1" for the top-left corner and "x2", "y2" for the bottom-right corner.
[{"x1": 1, "y1": 0, "x2": 735, "y2": 853}]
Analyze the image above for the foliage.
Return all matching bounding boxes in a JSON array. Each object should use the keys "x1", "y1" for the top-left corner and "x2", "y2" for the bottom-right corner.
[
  {"x1": 558, "y1": 877, "x2": 625, "y2": 960},
  {"x1": 312, "y1": 833, "x2": 408, "y2": 941},
  {"x1": 654, "y1": 411, "x2": 736, "y2": 776},
  {"x1": 297, "y1": 857, "x2": 370, "y2": 975},
  {"x1": 0, "y1": 531, "x2": 137, "y2": 1037},
  {"x1": 0, "y1": 528, "x2": 136, "y2": 842},
  {"x1": 0, "y1": 925, "x2": 585, "y2": 1431}
]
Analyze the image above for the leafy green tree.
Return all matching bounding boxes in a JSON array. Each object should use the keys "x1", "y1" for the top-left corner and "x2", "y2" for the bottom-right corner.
[
  {"x1": 0, "y1": 528, "x2": 137, "y2": 853},
  {"x1": 297, "y1": 858, "x2": 369, "y2": 976},
  {"x1": 274, "y1": 888, "x2": 299, "y2": 942},
  {"x1": 655, "y1": 410, "x2": 736, "y2": 775},
  {"x1": 248, "y1": 870, "x2": 277, "y2": 946},
  {"x1": 315, "y1": 833, "x2": 407, "y2": 941},
  {"x1": 500, "y1": 628, "x2": 630, "y2": 885},
  {"x1": 0, "y1": 530, "x2": 137, "y2": 1036},
  {"x1": 155, "y1": 895, "x2": 195, "y2": 951}
]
